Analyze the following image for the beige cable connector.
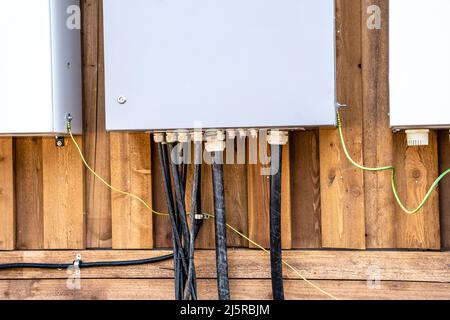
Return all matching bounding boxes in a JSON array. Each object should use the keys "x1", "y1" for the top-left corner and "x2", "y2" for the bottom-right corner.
[
  {"x1": 153, "y1": 132, "x2": 165, "y2": 144},
  {"x1": 166, "y1": 131, "x2": 178, "y2": 144},
  {"x1": 237, "y1": 129, "x2": 247, "y2": 139},
  {"x1": 191, "y1": 131, "x2": 204, "y2": 143},
  {"x1": 267, "y1": 130, "x2": 289, "y2": 145},
  {"x1": 177, "y1": 131, "x2": 190, "y2": 143},
  {"x1": 226, "y1": 129, "x2": 237, "y2": 140},
  {"x1": 248, "y1": 129, "x2": 258, "y2": 139},
  {"x1": 205, "y1": 130, "x2": 226, "y2": 152}
]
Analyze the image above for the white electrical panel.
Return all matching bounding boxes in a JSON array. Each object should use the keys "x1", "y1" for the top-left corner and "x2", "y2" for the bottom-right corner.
[
  {"x1": 0, "y1": 0, "x2": 82, "y2": 135},
  {"x1": 103, "y1": 0, "x2": 336, "y2": 131},
  {"x1": 390, "y1": 0, "x2": 450, "y2": 129}
]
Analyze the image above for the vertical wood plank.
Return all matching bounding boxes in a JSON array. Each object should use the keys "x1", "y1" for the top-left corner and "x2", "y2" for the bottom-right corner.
[
  {"x1": 14, "y1": 138, "x2": 44, "y2": 249},
  {"x1": 393, "y1": 132, "x2": 441, "y2": 250},
  {"x1": 361, "y1": 0, "x2": 396, "y2": 248},
  {"x1": 110, "y1": 133, "x2": 153, "y2": 249},
  {"x1": 281, "y1": 143, "x2": 292, "y2": 250},
  {"x1": 291, "y1": 131, "x2": 322, "y2": 249},
  {"x1": 42, "y1": 137, "x2": 85, "y2": 249},
  {"x1": 438, "y1": 131, "x2": 450, "y2": 249},
  {"x1": 151, "y1": 141, "x2": 173, "y2": 248},
  {"x1": 247, "y1": 138, "x2": 270, "y2": 249},
  {"x1": 82, "y1": 0, "x2": 112, "y2": 249},
  {"x1": 320, "y1": 0, "x2": 366, "y2": 249},
  {"x1": 195, "y1": 163, "x2": 216, "y2": 249},
  {"x1": 0, "y1": 138, "x2": 14, "y2": 250},
  {"x1": 184, "y1": 146, "x2": 216, "y2": 249},
  {"x1": 247, "y1": 139, "x2": 291, "y2": 249},
  {"x1": 224, "y1": 163, "x2": 249, "y2": 247}
]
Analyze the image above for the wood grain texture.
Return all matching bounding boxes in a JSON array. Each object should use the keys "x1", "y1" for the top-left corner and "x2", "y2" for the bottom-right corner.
[
  {"x1": 82, "y1": 0, "x2": 112, "y2": 249},
  {"x1": 361, "y1": 0, "x2": 396, "y2": 248},
  {"x1": 110, "y1": 133, "x2": 153, "y2": 249},
  {"x1": 247, "y1": 140, "x2": 292, "y2": 249},
  {"x1": 247, "y1": 137, "x2": 271, "y2": 249},
  {"x1": 0, "y1": 250, "x2": 448, "y2": 283},
  {"x1": 195, "y1": 164, "x2": 216, "y2": 249},
  {"x1": 224, "y1": 163, "x2": 249, "y2": 247},
  {"x1": 0, "y1": 138, "x2": 14, "y2": 250},
  {"x1": 320, "y1": 0, "x2": 366, "y2": 249},
  {"x1": 393, "y1": 132, "x2": 441, "y2": 249},
  {"x1": 438, "y1": 131, "x2": 450, "y2": 249},
  {"x1": 281, "y1": 143, "x2": 293, "y2": 249},
  {"x1": 42, "y1": 137, "x2": 85, "y2": 249},
  {"x1": 291, "y1": 131, "x2": 322, "y2": 248},
  {"x1": 151, "y1": 141, "x2": 173, "y2": 248},
  {"x1": 0, "y1": 279, "x2": 448, "y2": 300},
  {"x1": 14, "y1": 138, "x2": 44, "y2": 249}
]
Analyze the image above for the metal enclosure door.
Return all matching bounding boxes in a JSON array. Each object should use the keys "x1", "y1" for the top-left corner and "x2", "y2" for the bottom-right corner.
[
  {"x1": 0, "y1": 0, "x2": 82, "y2": 135},
  {"x1": 0, "y1": 0, "x2": 54, "y2": 134},
  {"x1": 103, "y1": 0, "x2": 336, "y2": 131},
  {"x1": 390, "y1": 0, "x2": 450, "y2": 129}
]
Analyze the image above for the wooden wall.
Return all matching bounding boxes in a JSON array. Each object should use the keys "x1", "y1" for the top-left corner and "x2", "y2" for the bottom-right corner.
[{"x1": 0, "y1": 0, "x2": 449, "y2": 253}]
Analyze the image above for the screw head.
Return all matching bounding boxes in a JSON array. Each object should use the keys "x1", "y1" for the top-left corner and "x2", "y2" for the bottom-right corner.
[
  {"x1": 117, "y1": 95, "x2": 127, "y2": 105},
  {"x1": 55, "y1": 136, "x2": 65, "y2": 148}
]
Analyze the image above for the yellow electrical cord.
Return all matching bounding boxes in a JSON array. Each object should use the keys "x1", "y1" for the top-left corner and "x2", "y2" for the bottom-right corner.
[
  {"x1": 67, "y1": 127, "x2": 169, "y2": 218},
  {"x1": 67, "y1": 123, "x2": 338, "y2": 300},
  {"x1": 337, "y1": 110, "x2": 450, "y2": 215}
]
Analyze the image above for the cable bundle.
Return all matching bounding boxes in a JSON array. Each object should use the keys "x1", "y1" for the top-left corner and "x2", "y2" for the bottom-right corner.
[{"x1": 159, "y1": 140, "x2": 202, "y2": 300}]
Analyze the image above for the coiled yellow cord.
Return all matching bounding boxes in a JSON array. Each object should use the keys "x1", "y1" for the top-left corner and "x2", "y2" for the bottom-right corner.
[{"x1": 67, "y1": 123, "x2": 338, "y2": 300}]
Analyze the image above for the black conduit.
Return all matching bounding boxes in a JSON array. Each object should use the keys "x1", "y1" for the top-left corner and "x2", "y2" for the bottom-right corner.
[
  {"x1": 0, "y1": 254, "x2": 174, "y2": 270},
  {"x1": 168, "y1": 144, "x2": 191, "y2": 256},
  {"x1": 185, "y1": 141, "x2": 202, "y2": 300},
  {"x1": 269, "y1": 143, "x2": 285, "y2": 300},
  {"x1": 161, "y1": 142, "x2": 202, "y2": 300},
  {"x1": 211, "y1": 151, "x2": 230, "y2": 300},
  {"x1": 158, "y1": 142, "x2": 188, "y2": 300},
  {"x1": 165, "y1": 142, "x2": 201, "y2": 300}
]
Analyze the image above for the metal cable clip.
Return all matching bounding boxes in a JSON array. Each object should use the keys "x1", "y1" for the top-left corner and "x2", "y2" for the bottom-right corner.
[
  {"x1": 73, "y1": 254, "x2": 82, "y2": 270},
  {"x1": 195, "y1": 213, "x2": 211, "y2": 220}
]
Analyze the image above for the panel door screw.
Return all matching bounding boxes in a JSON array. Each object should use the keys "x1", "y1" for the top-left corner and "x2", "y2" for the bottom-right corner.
[{"x1": 117, "y1": 95, "x2": 127, "y2": 104}]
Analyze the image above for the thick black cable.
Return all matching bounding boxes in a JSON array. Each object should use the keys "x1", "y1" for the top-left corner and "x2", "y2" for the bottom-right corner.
[
  {"x1": 185, "y1": 142, "x2": 202, "y2": 300},
  {"x1": 159, "y1": 142, "x2": 184, "y2": 300},
  {"x1": 168, "y1": 144, "x2": 191, "y2": 259},
  {"x1": 269, "y1": 144, "x2": 285, "y2": 300},
  {"x1": 211, "y1": 151, "x2": 230, "y2": 300},
  {"x1": 0, "y1": 254, "x2": 174, "y2": 270},
  {"x1": 159, "y1": 142, "x2": 192, "y2": 300},
  {"x1": 169, "y1": 144, "x2": 190, "y2": 298},
  {"x1": 164, "y1": 142, "x2": 200, "y2": 300}
]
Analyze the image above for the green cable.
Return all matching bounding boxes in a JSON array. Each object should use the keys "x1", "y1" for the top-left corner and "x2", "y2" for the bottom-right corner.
[{"x1": 337, "y1": 111, "x2": 450, "y2": 215}]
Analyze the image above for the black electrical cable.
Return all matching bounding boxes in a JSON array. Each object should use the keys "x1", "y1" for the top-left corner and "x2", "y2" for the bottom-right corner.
[
  {"x1": 168, "y1": 144, "x2": 191, "y2": 259},
  {"x1": 159, "y1": 142, "x2": 184, "y2": 300},
  {"x1": 159, "y1": 142, "x2": 193, "y2": 300},
  {"x1": 0, "y1": 254, "x2": 174, "y2": 270},
  {"x1": 185, "y1": 141, "x2": 202, "y2": 300},
  {"x1": 211, "y1": 151, "x2": 230, "y2": 300},
  {"x1": 269, "y1": 143, "x2": 285, "y2": 300},
  {"x1": 163, "y1": 141, "x2": 203, "y2": 300}
]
